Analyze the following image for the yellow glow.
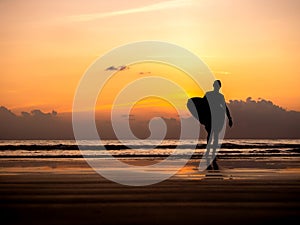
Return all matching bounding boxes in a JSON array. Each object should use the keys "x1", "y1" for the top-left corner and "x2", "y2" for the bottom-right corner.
[
  {"x1": 95, "y1": 62, "x2": 204, "y2": 118},
  {"x1": 1, "y1": 0, "x2": 299, "y2": 113}
]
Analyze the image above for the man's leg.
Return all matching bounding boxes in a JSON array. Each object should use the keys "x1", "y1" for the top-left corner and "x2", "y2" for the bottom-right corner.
[
  {"x1": 211, "y1": 130, "x2": 219, "y2": 160},
  {"x1": 205, "y1": 125, "x2": 212, "y2": 157},
  {"x1": 204, "y1": 126, "x2": 213, "y2": 170}
]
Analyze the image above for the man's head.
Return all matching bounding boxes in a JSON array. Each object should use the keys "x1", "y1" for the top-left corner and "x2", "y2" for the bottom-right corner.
[{"x1": 213, "y1": 80, "x2": 221, "y2": 91}]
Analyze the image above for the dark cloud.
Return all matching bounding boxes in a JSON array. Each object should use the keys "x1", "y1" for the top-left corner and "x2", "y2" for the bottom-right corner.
[
  {"x1": 105, "y1": 65, "x2": 129, "y2": 71},
  {"x1": 29, "y1": 109, "x2": 57, "y2": 117},
  {"x1": 121, "y1": 114, "x2": 135, "y2": 121},
  {"x1": 0, "y1": 98, "x2": 300, "y2": 139},
  {"x1": 225, "y1": 97, "x2": 300, "y2": 138},
  {"x1": 119, "y1": 65, "x2": 129, "y2": 71},
  {"x1": 139, "y1": 72, "x2": 151, "y2": 75},
  {"x1": 105, "y1": 66, "x2": 119, "y2": 71},
  {"x1": 0, "y1": 106, "x2": 73, "y2": 140}
]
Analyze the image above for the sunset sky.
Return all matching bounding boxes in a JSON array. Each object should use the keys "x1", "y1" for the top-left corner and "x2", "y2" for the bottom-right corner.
[{"x1": 1, "y1": 0, "x2": 300, "y2": 114}]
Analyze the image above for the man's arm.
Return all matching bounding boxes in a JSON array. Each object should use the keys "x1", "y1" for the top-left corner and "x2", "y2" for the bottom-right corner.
[{"x1": 225, "y1": 104, "x2": 233, "y2": 127}]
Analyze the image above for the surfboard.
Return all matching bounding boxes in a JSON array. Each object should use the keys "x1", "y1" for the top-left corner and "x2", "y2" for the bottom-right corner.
[{"x1": 187, "y1": 97, "x2": 210, "y2": 125}]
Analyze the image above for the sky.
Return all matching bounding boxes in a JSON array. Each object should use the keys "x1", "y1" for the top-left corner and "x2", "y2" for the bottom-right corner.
[{"x1": 1, "y1": 0, "x2": 300, "y2": 114}]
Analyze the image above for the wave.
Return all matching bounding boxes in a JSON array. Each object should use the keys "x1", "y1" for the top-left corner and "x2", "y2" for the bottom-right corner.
[
  {"x1": 1, "y1": 152, "x2": 300, "y2": 159},
  {"x1": 0, "y1": 143, "x2": 300, "y2": 150}
]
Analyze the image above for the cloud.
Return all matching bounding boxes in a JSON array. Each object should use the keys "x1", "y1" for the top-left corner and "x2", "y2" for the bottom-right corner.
[
  {"x1": 105, "y1": 66, "x2": 119, "y2": 71},
  {"x1": 119, "y1": 65, "x2": 129, "y2": 71},
  {"x1": 30, "y1": 109, "x2": 57, "y2": 117},
  {"x1": 121, "y1": 114, "x2": 135, "y2": 121},
  {"x1": 0, "y1": 106, "x2": 73, "y2": 140},
  {"x1": 68, "y1": 0, "x2": 194, "y2": 22},
  {"x1": 225, "y1": 97, "x2": 300, "y2": 138},
  {"x1": 139, "y1": 71, "x2": 151, "y2": 75},
  {"x1": 1, "y1": 97, "x2": 300, "y2": 139},
  {"x1": 105, "y1": 65, "x2": 129, "y2": 71}
]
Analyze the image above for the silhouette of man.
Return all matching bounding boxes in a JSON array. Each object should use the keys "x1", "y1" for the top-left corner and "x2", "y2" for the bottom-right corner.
[{"x1": 204, "y1": 80, "x2": 233, "y2": 164}]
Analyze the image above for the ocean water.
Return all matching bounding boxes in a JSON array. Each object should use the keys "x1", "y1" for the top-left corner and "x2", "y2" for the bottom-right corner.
[{"x1": 0, "y1": 139, "x2": 299, "y2": 158}]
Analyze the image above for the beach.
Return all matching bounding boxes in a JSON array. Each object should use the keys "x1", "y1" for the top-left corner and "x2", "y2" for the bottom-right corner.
[
  {"x1": 2, "y1": 1, "x2": 300, "y2": 224},
  {"x1": 1, "y1": 149, "x2": 300, "y2": 225}
]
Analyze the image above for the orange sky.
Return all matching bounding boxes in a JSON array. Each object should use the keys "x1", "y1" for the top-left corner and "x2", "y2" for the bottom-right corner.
[{"x1": 1, "y1": 0, "x2": 300, "y2": 114}]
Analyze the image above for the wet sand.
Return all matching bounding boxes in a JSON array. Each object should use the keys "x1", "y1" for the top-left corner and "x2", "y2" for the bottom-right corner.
[{"x1": 1, "y1": 158, "x2": 300, "y2": 225}]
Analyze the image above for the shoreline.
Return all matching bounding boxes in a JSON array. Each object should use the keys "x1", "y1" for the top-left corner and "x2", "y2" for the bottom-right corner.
[{"x1": 1, "y1": 156, "x2": 300, "y2": 225}]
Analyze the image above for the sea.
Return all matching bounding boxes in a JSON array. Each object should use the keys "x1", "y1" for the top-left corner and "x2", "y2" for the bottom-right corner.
[{"x1": 1, "y1": 139, "x2": 300, "y2": 159}]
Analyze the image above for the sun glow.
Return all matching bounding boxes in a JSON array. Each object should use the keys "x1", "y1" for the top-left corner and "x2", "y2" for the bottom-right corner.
[{"x1": 1, "y1": 0, "x2": 299, "y2": 113}]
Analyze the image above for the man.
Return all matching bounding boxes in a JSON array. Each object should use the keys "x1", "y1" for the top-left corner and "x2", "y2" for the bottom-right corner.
[{"x1": 204, "y1": 80, "x2": 233, "y2": 161}]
